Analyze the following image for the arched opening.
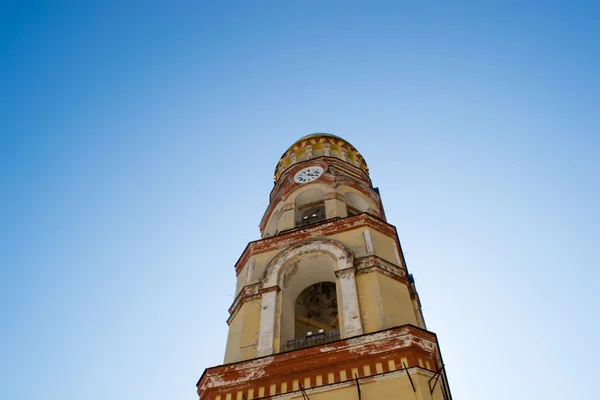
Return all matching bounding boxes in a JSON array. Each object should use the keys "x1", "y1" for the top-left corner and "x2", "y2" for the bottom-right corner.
[
  {"x1": 294, "y1": 282, "x2": 339, "y2": 339},
  {"x1": 278, "y1": 253, "x2": 339, "y2": 351},
  {"x1": 263, "y1": 207, "x2": 281, "y2": 238},
  {"x1": 257, "y1": 240, "x2": 362, "y2": 357},
  {"x1": 345, "y1": 191, "x2": 369, "y2": 216},
  {"x1": 295, "y1": 188, "x2": 325, "y2": 227}
]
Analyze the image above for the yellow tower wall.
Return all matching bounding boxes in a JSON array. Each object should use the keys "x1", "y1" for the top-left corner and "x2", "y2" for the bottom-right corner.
[
  {"x1": 370, "y1": 229, "x2": 402, "y2": 265},
  {"x1": 224, "y1": 298, "x2": 261, "y2": 363},
  {"x1": 377, "y1": 272, "x2": 418, "y2": 328},
  {"x1": 356, "y1": 272, "x2": 417, "y2": 333},
  {"x1": 228, "y1": 214, "x2": 415, "y2": 362}
]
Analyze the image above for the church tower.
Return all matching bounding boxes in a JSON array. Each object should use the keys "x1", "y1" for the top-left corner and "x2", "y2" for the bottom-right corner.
[{"x1": 197, "y1": 134, "x2": 452, "y2": 400}]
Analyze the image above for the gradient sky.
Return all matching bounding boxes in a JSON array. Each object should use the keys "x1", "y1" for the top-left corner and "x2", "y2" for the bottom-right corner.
[{"x1": 1, "y1": 2, "x2": 598, "y2": 400}]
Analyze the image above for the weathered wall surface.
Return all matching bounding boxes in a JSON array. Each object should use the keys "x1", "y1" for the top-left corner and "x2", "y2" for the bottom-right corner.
[
  {"x1": 225, "y1": 213, "x2": 417, "y2": 363},
  {"x1": 224, "y1": 298, "x2": 261, "y2": 363},
  {"x1": 201, "y1": 326, "x2": 447, "y2": 400}
]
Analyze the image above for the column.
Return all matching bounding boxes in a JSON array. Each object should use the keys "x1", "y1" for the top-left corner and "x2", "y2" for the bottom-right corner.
[
  {"x1": 245, "y1": 258, "x2": 255, "y2": 284},
  {"x1": 278, "y1": 202, "x2": 295, "y2": 231},
  {"x1": 340, "y1": 147, "x2": 348, "y2": 161},
  {"x1": 363, "y1": 229, "x2": 375, "y2": 254},
  {"x1": 256, "y1": 288, "x2": 279, "y2": 357},
  {"x1": 324, "y1": 192, "x2": 346, "y2": 219},
  {"x1": 336, "y1": 268, "x2": 363, "y2": 338},
  {"x1": 305, "y1": 145, "x2": 313, "y2": 160}
]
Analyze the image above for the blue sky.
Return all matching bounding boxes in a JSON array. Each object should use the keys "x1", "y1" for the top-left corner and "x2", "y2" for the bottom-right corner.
[{"x1": 1, "y1": 1, "x2": 598, "y2": 399}]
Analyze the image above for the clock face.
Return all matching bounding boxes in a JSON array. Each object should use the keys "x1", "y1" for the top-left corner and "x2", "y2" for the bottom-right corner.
[{"x1": 294, "y1": 166, "x2": 324, "y2": 184}]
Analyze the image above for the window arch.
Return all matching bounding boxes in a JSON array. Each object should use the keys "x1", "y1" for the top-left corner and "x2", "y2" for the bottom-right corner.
[
  {"x1": 286, "y1": 281, "x2": 340, "y2": 350},
  {"x1": 344, "y1": 191, "x2": 369, "y2": 216},
  {"x1": 294, "y1": 188, "x2": 325, "y2": 227},
  {"x1": 257, "y1": 239, "x2": 363, "y2": 356},
  {"x1": 263, "y1": 206, "x2": 281, "y2": 237},
  {"x1": 278, "y1": 254, "x2": 338, "y2": 350}
]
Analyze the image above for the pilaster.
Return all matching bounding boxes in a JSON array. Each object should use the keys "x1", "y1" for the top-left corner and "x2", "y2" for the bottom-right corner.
[
  {"x1": 335, "y1": 267, "x2": 363, "y2": 338},
  {"x1": 256, "y1": 286, "x2": 280, "y2": 357}
]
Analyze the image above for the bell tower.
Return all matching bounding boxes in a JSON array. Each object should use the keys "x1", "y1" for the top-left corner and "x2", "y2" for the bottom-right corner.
[{"x1": 197, "y1": 134, "x2": 452, "y2": 400}]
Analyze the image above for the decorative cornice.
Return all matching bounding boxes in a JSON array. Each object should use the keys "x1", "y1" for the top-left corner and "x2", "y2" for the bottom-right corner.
[
  {"x1": 324, "y1": 192, "x2": 345, "y2": 201},
  {"x1": 197, "y1": 325, "x2": 441, "y2": 400},
  {"x1": 274, "y1": 134, "x2": 369, "y2": 182},
  {"x1": 229, "y1": 254, "x2": 408, "y2": 321},
  {"x1": 355, "y1": 255, "x2": 408, "y2": 283},
  {"x1": 239, "y1": 213, "x2": 403, "y2": 275},
  {"x1": 334, "y1": 266, "x2": 356, "y2": 278},
  {"x1": 227, "y1": 283, "x2": 261, "y2": 324},
  {"x1": 258, "y1": 285, "x2": 281, "y2": 294}
]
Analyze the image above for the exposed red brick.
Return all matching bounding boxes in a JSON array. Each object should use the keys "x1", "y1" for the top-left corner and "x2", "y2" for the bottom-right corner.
[{"x1": 197, "y1": 325, "x2": 442, "y2": 400}]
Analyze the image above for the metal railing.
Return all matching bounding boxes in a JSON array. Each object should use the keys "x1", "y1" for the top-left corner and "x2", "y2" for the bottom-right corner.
[
  {"x1": 284, "y1": 330, "x2": 340, "y2": 351},
  {"x1": 296, "y1": 214, "x2": 326, "y2": 227}
]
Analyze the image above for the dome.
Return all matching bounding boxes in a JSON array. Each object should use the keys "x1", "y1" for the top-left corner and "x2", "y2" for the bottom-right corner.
[{"x1": 274, "y1": 133, "x2": 369, "y2": 181}]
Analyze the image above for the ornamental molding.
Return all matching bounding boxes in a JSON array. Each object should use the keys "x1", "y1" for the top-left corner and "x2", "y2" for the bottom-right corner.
[
  {"x1": 227, "y1": 283, "x2": 261, "y2": 324},
  {"x1": 324, "y1": 192, "x2": 345, "y2": 201},
  {"x1": 355, "y1": 255, "x2": 408, "y2": 282},
  {"x1": 197, "y1": 325, "x2": 441, "y2": 400},
  {"x1": 239, "y1": 213, "x2": 404, "y2": 275},
  {"x1": 262, "y1": 238, "x2": 353, "y2": 288}
]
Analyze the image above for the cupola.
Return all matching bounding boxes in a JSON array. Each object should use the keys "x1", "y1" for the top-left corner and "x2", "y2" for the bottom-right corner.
[{"x1": 274, "y1": 133, "x2": 369, "y2": 182}]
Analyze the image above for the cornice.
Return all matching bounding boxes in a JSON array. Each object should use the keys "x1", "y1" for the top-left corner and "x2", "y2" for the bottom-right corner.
[
  {"x1": 229, "y1": 254, "x2": 409, "y2": 320},
  {"x1": 238, "y1": 213, "x2": 403, "y2": 275},
  {"x1": 197, "y1": 325, "x2": 441, "y2": 400},
  {"x1": 355, "y1": 255, "x2": 408, "y2": 284},
  {"x1": 227, "y1": 283, "x2": 261, "y2": 325}
]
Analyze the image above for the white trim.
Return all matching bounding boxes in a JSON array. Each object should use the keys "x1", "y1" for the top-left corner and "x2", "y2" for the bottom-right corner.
[
  {"x1": 258, "y1": 239, "x2": 363, "y2": 354},
  {"x1": 256, "y1": 290, "x2": 278, "y2": 357},
  {"x1": 363, "y1": 229, "x2": 375, "y2": 254},
  {"x1": 336, "y1": 268, "x2": 363, "y2": 337},
  {"x1": 245, "y1": 258, "x2": 255, "y2": 284}
]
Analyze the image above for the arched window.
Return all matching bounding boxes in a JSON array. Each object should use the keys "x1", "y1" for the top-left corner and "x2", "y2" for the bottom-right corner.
[
  {"x1": 278, "y1": 253, "x2": 340, "y2": 351},
  {"x1": 294, "y1": 282, "x2": 339, "y2": 339},
  {"x1": 295, "y1": 189, "x2": 325, "y2": 227},
  {"x1": 257, "y1": 240, "x2": 363, "y2": 357},
  {"x1": 344, "y1": 191, "x2": 369, "y2": 216}
]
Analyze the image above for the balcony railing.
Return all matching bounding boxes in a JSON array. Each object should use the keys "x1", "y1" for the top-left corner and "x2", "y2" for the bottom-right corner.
[{"x1": 284, "y1": 330, "x2": 340, "y2": 351}]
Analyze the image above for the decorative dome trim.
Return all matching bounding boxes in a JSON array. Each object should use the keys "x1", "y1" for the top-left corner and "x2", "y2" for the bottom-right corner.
[{"x1": 274, "y1": 133, "x2": 368, "y2": 181}]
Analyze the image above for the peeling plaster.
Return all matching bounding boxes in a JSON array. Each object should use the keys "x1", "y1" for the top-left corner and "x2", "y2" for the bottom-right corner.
[
  {"x1": 263, "y1": 239, "x2": 352, "y2": 287},
  {"x1": 282, "y1": 261, "x2": 299, "y2": 289},
  {"x1": 256, "y1": 239, "x2": 362, "y2": 356},
  {"x1": 198, "y1": 325, "x2": 442, "y2": 399}
]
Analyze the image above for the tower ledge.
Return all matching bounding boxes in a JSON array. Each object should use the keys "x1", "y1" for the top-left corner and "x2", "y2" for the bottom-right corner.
[
  {"x1": 197, "y1": 325, "x2": 444, "y2": 400},
  {"x1": 238, "y1": 213, "x2": 405, "y2": 276}
]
